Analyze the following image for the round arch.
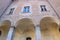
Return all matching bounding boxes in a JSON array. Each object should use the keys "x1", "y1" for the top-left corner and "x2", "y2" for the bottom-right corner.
[
  {"x1": 15, "y1": 18, "x2": 35, "y2": 33},
  {"x1": 1, "y1": 20, "x2": 11, "y2": 27},
  {"x1": 40, "y1": 17, "x2": 59, "y2": 31},
  {"x1": 0, "y1": 20, "x2": 11, "y2": 40}
]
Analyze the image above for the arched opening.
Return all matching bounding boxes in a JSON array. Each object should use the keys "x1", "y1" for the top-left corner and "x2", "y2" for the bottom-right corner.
[
  {"x1": 40, "y1": 17, "x2": 59, "y2": 40},
  {"x1": 16, "y1": 18, "x2": 35, "y2": 33},
  {"x1": 26, "y1": 37, "x2": 32, "y2": 40},
  {"x1": 0, "y1": 20, "x2": 11, "y2": 40},
  {"x1": 14, "y1": 18, "x2": 35, "y2": 40},
  {"x1": 40, "y1": 17, "x2": 59, "y2": 31}
]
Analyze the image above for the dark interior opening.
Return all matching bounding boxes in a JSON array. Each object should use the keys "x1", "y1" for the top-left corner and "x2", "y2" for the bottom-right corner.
[
  {"x1": 26, "y1": 37, "x2": 31, "y2": 40},
  {"x1": 59, "y1": 28, "x2": 60, "y2": 32},
  {"x1": 0, "y1": 30, "x2": 2, "y2": 36}
]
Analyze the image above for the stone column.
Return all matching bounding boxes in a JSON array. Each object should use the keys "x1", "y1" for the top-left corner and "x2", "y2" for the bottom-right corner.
[
  {"x1": 6, "y1": 26, "x2": 15, "y2": 40},
  {"x1": 36, "y1": 25, "x2": 42, "y2": 40}
]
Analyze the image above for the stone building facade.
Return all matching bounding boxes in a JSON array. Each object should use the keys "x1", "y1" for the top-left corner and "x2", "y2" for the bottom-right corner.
[{"x1": 0, "y1": 0, "x2": 60, "y2": 40}]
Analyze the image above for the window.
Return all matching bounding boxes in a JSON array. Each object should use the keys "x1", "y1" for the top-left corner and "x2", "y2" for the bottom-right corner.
[
  {"x1": 40, "y1": 5, "x2": 47, "y2": 12},
  {"x1": 23, "y1": 6, "x2": 30, "y2": 13},
  {"x1": 0, "y1": 30, "x2": 2, "y2": 36},
  {"x1": 26, "y1": 37, "x2": 31, "y2": 40},
  {"x1": 9, "y1": 8, "x2": 15, "y2": 15}
]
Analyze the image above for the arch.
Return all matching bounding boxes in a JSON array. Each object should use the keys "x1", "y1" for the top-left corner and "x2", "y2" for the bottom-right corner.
[
  {"x1": 40, "y1": 17, "x2": 59, "y2": 30},
  {"x1": 0, "y1": 20, "x2": 11, "y2": 40},
  {"x1": 15, "y1": 18, "x2": 35, "y2": 33},
  {"x1": 1, "y1": 20, "x2": 11, "y2": 27}
]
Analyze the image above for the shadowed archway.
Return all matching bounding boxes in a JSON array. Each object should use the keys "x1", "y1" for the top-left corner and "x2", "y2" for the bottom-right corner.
[
  {"x1": 0, "y1": 20, "x2": 11, "y2": 40},
  {"x1": 13, "y1": 18, "x2": 35, "y2": 40},
  {"x1": 15, "y1": 18, "x2": 35, "y2": 33},
  {"x1": 40, "y1": 17, "x2": 59, "y2": 40},
  {"x1": 40, "y1": 17, "x2": 59, "y2": 30}
]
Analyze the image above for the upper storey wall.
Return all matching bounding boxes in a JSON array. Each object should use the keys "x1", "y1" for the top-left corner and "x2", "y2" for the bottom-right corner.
[
  {"x1": 47, "y1": 0, "x2": 60, "y2": 19},
  {"x1": 1, "y1": 0, "x2": 59, "y2": 25}
]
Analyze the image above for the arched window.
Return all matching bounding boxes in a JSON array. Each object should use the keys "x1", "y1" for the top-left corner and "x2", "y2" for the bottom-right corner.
[
  {"x1": 0, "y1": 30, "x2": 2, "y2": 36},
  {"x1": 26, "y1": 37, "x2": 32, "y2": 40}
]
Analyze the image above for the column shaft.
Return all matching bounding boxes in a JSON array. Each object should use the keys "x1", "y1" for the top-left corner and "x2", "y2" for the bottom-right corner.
[
  {"x1": 6, "y1": 27, "x2": 15, "y2": 40},
  {"x1": 36, "y1": 25, "x2": 42, "y2": 40}
]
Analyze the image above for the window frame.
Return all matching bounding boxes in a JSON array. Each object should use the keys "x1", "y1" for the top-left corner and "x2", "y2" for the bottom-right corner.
[
  {"x1": 40, "y1": 5, "x2": 47, "y2": 12},
  {"x1": 21, "y1": 4, "x2": 32, "y2": 13},
  {"x1": 23, "y1": 6, "x2": 31, "y2": 13},
  {"x1": 9, "y1": 8, "x2": 15, "y2": 15},
  {"x1": 20, "y1": 4, "x2": 32, "y2": 16},
  {"x1": 5, "y1": 5, "x2": 17, "y2": 15},
  {"x1": 23, "y1": 6, "x2": 30, "y2": 13}
]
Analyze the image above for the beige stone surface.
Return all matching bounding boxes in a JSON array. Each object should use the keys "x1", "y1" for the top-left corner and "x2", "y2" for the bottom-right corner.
[{"x1": 0, "y1": 0, "x2": 60, "y2": 40}]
